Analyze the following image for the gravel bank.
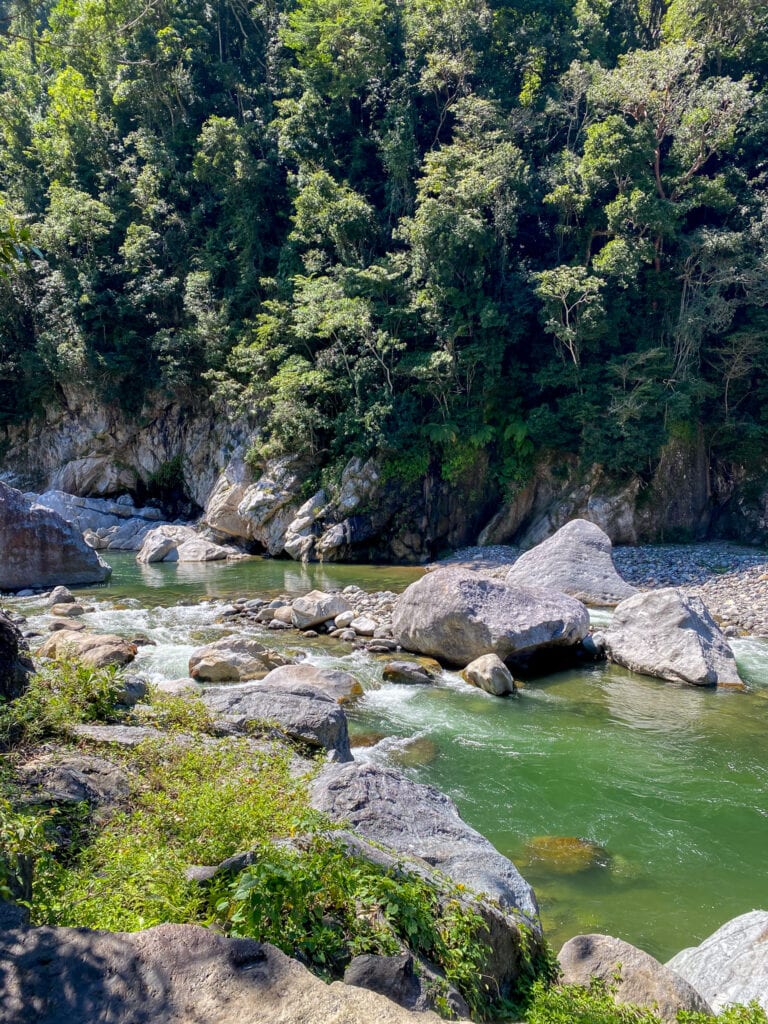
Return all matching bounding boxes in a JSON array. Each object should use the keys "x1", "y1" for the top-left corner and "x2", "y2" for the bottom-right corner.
[{"x1": 438, "y1": 542, "x2": 768, "y2": 637}]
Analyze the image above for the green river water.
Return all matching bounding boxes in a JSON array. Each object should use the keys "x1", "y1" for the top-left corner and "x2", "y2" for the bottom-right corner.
[{"x1": 14, "y1": 551, "x2": 768, "y2": 963}]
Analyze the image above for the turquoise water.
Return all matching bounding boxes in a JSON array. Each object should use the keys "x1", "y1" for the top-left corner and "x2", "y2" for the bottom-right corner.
[{"x1": 14, "y1": 552, "x2": 768, "y2": 961}]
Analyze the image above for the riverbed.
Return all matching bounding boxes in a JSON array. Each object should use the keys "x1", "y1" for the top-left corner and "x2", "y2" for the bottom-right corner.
[{"x1": 11, "y1": 551, "x2": 768, "y2": 962}]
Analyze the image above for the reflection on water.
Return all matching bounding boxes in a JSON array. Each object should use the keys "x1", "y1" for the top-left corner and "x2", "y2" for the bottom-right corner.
[{"x1": 9, "y1": 552, "x2": 768, "y2": 961}]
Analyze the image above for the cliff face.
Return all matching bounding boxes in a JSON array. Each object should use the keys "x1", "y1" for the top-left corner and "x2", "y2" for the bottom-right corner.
[{"x1": 2, "y1": 394, "x2": 766, "y2": 561}]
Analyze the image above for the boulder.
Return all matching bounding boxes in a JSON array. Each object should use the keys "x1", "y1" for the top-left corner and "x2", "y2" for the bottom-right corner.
[
  {"x1": 291, "y1": 590, "x2": 351, "y2": 629},
  {"x1": 392, "y1": 568, "x2": 589, "y2": 667},
  {"x1": 381, "y1": 661, "x2": 435, "y2": 685},
  {"x1": 48, "y1": 619, "x2": 86, "y2": 633},
  {"x1": 203, "y1": 682, "x2": 352, "y2": 761},
  {"x1": 603, "y1": 588, "x2": 742, "y2": 687},
  {"x1": 260, "y1": 664, "x2": 363, "y2": 704},
  {"x1": 0, "y1": 481, "x2": 111, "y2": 590},
  {"x1": 136, "y1": 532, "x2": 178, "y2": 564},
  {"x1": 34, "y1": 491, "x2": 167, "y2": 551},
  {"x1": 343, "y1": 952, "x2": 469, "y2": 1018},
  {"x1": 188, "y1": 637, "x2": 294, "y2": 682},
  {"x1": 136, "y1": 526, "x2": 234, "y2": 564},
  {"x1": 47, "y1": 586, "x2": 75, "y2": 607},
  {"x1": 282, "y1": 491, "x2": 327, "y2": 562},
  {"x1": 349, "y1": 615, "x2": 377, "y2": 636},
  {"x1": 36, "y1": 631, "x2": 137, "y2": 669},
  {"x1": 504, "y1": 519, "x2": 637, "y2": 606},
  {"x1": 17, "y1": 753, "x2": 130, "y2": 814},
  {"x1": 174, "y1": 539, "x2": 230, "y2": 562},
  {"x1": 50, "y1": 604, "x2": 84, "y2": 617},
  {"x1": 462, "y1": 654, "x2": 516, "y2": 697},
  {"x1": 0, "y1": 922, "x2": 451, "y2": 1024},
  {"x1": 0, "y1": 610, "x2": 34, "y2": 702},
  {"x1": 666, "y1": 910, "x2": 768, "y2": 1012},
  {"x1": 558, "y1": 934, "x2": 712, "y2": 1021},
  {"x1": 310, "y1": 761, "x2": 537, "y2": 921},
  {"x1": 310, "y1": 762, "x2": 540, "y2": 997}
]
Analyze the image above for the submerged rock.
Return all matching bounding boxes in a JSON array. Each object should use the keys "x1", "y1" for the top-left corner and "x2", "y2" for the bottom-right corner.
[
  {"x1": 0, "y1": 481, "x2": 111, "y2": 591},
  {"x1": 603, "y1": 588, "x2": 742, "y2": 687},
  {"x1": 381, "y1": 661, "x2": 435, "y2": 685},
  {"x1": 559, "y1": 934, "x2": 712, "y2": 1021},
  {"x1": 666, "y1": 910, "x2": 768, "y2": 1012},
  {"x1": 0, "y1": 922, "x2": 450, "y2": 1024},
  {"x1": 392, "y1": 568, "x2": 589, "y2": 667},
  {"x1": 522, "y1": 836, "x2": 609, "y2": 875},
  {"x1": 505, "y1": 519, "x2": 637, "y2": 606}
]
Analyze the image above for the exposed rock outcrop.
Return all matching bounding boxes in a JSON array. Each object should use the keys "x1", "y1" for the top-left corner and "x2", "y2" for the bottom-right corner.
[
  {"x1": 136, "y1": 525, "x2": 237, "y2": 563},
  {"x1": 392, "y1": 568, "x2": 589, "y2": 667},
  {"x1": 17, "y1": 753, "x2": 130, "y2": 816},
  {"x1": 0, "y1": 481, "x2": 111, "y2": 591},
  {"x1": 558, "y1": 934, "x2": 712, "y2": 1021},
  {"x1": 0, "y1": 922, "x2": 451, "y2": 1024},
  {"x1": 602, "y1": 588, "x2": 742, "y2": 687},
  {"x1": 666, "y1": 910, "x2": 768, "y2": 1013},
  {"x1": 203, "y1": 681, "x2": 353, "y2": 760},
  {"x1": 504, "y1": 519, "x2": 637, "y2": 606},
  {"x1": 33, "y1": 491, "x2": 167, "y2": 551}
]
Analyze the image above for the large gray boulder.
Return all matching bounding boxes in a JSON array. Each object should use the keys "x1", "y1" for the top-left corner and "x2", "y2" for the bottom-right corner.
[
  {"x1": 310, "y1": 760, "x2": 537, "y2": 921},
  {"x1": 291, "y1": 590, "x2": 351, "y2": 629},
  {"x1": 260, "y1": 664, "x2": 363, "y2": 704},
  {"x1": 203, "y1": 681, "x2": 352, "y2": 761},
  {"x1": 505, "y1": 519, "x2": 637, "y2": 606},
  {"x1": 558, "y1": 934, "x2": 712, "y2": 1022},
  {"x1": 392, "y1": 568, "x2": 589, "y2": 666},
  {"x1": 0, "y1": 481, "x2": 111, "y2": 590},
  {"x1": 603, "y1": 588, "x2": 742, "y2": 687},
  {"x1": 666, "y1": 910, "x2": 768, "y2": 1012},
  {"x1": 0, "y1": 610, "x2": 34, "y2": 702},
  {"x1": 0, "y1": 922, "x2": 451, "y2": 1023},
  {"x1": 310, "y1": 761, "x2": 540, "y2": 997}
]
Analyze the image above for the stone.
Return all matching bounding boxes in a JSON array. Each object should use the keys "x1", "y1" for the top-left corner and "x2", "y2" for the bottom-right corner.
[
  {"x1": 334, "y1": 611, "x2": 355, "y2": 628},
  {"x1": 0, "y1": 922, "x2": 450, "y2": 1024},
  {"x1": 68, "y1": 723, "x2": 165, "y2": 747},
  {"x1": 291, "y1": 590, "x2": 351, "y2": 629},
  {"x1": 310, "y1": 762, "x2": 541, "y2": 997},
  {"x1": 50, "y1": 603, "x2": 85, "y2": 617},
  {"x1": 136, "y1": 532, "x2": 178, "y2": 564},
  {"x1": 33, "y1": 491, "x2": 168, "y2": 551},
  {"x1": 0, "y1": 481, "x2": 111, "y2": 590},
  {"x1": 504, "y1": 519, "x2": 637, "y2": 606},
  {"x1": 392, "y1": 568, "x2": 589, "y2": 667},
  {"x1": 17, "y1": 753, "x2": 130, "y2": 813},
  {"x1": 48, "y1": 619, "x2": 86, "y2": 633},
  {"x1": 271, "y1": 605, "x2": 294, "y2": 625},
  {"x1": 343, "y1": 952, "x2": 469, "y2": 1018},
  {"x1": 381, "y1": 661, "x2": 434, "y2": 685},
  {"x1": 603, "y1": 588, "x2": 743, "y2": 687},
  {"x1": 188, "y1": 637, "x2": 294, "y2": 682},
  {"x1": 522, "y1": 836, "x2": 609, "y2": 874},
  {"x1": 203, "y1": 682, "x2": 352, "y2": 761},
  {"x1": 462, "y1": 653, "x2": 516, "y2": 696},
  {"x1": 0, "y1": 610, "x2": 34, "y2": 702},
  {"x1": 174, "y1": 539, "x2": 230, "y2": 562},
  {"x1": 36, "y1": 631, "x2": 137, "y2": 669},
  {"x1": 666, "y1": 910, "x2": 768, "y2": 1012},
  {"x1": 0, "y1": 900, "x2": 29, "y2": 929},
  {"x1": 350, "y1": 615, "x2": 377, "y2": 636},
  {"x1": 310, "y1": 761, "x2": 537, "y2": 921},
  {"x1": 46, "y1": 586, "x2": 75, "y2": 606},
  {"x1": 558, "y1": 934, "x2": 712, "y2": 1022},
  {"x1": 114, "y1": 674, "x2": 150, "y2": 707},
  {"x1": 260, "y1": 664, "x2": 363, "y2": 704}
]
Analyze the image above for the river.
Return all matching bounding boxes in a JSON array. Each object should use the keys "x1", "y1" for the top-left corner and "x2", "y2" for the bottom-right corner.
[{"x1": 12, "y1": 551, "x2": 768, "y2": 962}]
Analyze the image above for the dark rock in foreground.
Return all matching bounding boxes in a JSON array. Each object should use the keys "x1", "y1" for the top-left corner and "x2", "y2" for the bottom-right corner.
[
  {"x1": 0, "y1": 610, "x2": 34, "y2": 702},
  {"x1": 558, "y1": 933, "x2": 711, "y2": 1022},
  {"x1": 0, "y1": 481, "x2": 111, "y2": 591},
  {"x1": 602, "y1": 588, "x2": 742, "y2": 687},
  {"x1": 0, "y1": 922, "x2": 449, "y2": 1023},
  {"x1": 505, "y1": 519, "x2": 637, "y2": 606},
  {"x1": 392, "y1": 567, "x2": 589, "y2": 666}
]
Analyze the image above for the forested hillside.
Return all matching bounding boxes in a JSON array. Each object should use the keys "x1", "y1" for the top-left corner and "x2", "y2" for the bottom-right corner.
[{"x1": 1, "y1": 0, "x2": 767, "y2": 493}]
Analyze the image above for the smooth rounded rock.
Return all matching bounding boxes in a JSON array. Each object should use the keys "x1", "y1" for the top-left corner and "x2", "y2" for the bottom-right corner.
[{"x1": 461, "y1": 654, "x2": 516, "y2": 696}]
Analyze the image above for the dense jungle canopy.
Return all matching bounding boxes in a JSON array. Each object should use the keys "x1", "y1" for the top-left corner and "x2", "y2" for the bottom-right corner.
[{"x1": 1, "y1": 0, "x2": 767, "y2": 488}]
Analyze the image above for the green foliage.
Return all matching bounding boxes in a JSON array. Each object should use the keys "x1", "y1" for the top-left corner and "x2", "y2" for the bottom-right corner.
[
  {"x1": 0, "y1": 799, "x2": 53, "y2": 902},
  {"x1": 216, "y1": 836, "x2": 493, "y2": 1015},
  {"x1": 0, "y1": 660, "x2": 123, "y2": 748}
]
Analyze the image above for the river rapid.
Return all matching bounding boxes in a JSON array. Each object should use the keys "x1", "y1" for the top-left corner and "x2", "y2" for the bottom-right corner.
[{"x1": 11, "y1": 551, "x2": 768, "y2": 962}]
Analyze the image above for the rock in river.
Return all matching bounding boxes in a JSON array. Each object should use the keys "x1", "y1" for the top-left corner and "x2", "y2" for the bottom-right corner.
[
  {"x1": 37, "y1": 631, "x2": 137, "y2": 669},
  {"x1": 0, "y1": 480, "x2": 111, "y2": 591},
  {"x1": 505, "y1": 519, "x2": 637, "y2": 606},
  {"x1": 290, "y1": 590, "x2": 351, "y2": 629},
  {"x1": 392, "y1": 568, "x2": 589, "y2": 667},
  {"x1": 188, "y1": 637, "x2": 294, "y2": 682},
  {"x1": 603, "y1": 588, "x2": 742, "y2": 687},
  {"x1": 666, "y1": 910, "x2": 768, "y2": 1013},
  {"x1": 462, "y1": 653, "x2": 516, "y2": 696},
  {"x1": 559, "y1": 934, "x2": 712, "y2": 1021},
  {"x1": 260, "y1": 663, "x2": 363, "y2": 704}
]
